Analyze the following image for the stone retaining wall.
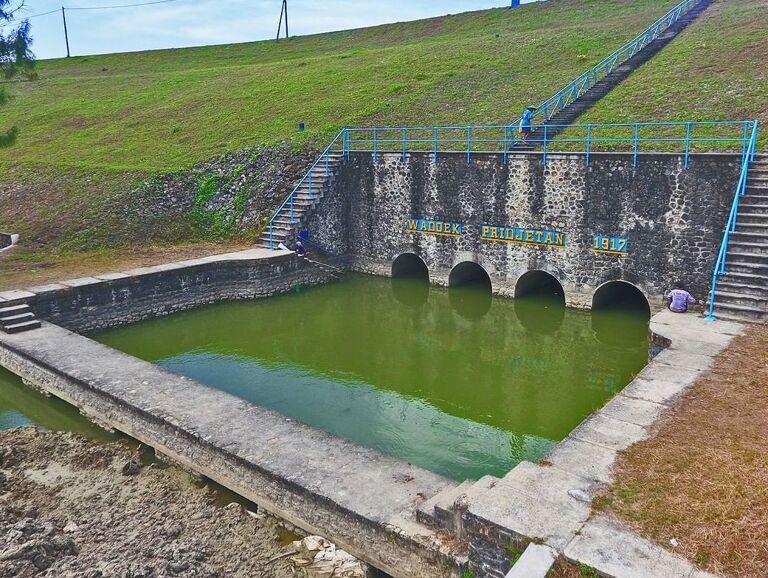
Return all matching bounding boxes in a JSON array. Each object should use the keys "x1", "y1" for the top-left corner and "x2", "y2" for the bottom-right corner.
[
  {"x1": 306, "y1": 152, "x2": 740, "y2": 308},
  {"x1": 0, "y1": 250, "x2": 329, "y2": 332}
]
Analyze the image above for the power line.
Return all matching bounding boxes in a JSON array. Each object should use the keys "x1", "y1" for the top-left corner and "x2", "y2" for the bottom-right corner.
[{"x1": 67, "y1": 0, "x2": 186, "y2": 12}]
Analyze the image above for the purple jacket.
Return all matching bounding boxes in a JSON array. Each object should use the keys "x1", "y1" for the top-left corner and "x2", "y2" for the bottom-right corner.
[{"x1": 667, "y1": 289, "x2": 696, "y2": 313}]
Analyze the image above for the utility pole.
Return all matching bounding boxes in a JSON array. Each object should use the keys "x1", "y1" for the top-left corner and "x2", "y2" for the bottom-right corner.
[
  {"x1": 276, "y1": 0, "x2": 289, "y2": 42},
  {"x1": 61, "y1": 7, "x2": 71, "y2": 57}
]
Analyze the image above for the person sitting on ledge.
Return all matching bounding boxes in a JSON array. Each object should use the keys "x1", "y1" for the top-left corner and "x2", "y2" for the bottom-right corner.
[
  {"x1": 666, "y1": 280, "x2": 696, "y2": 313},
  {"x1": 295, "y1": 239, "x2": 307, "y2": 258}
]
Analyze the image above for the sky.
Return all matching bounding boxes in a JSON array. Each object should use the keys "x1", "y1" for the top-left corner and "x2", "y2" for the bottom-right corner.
[{"x1": 5, "y1": 0, "x2": 539, "y2": 60}]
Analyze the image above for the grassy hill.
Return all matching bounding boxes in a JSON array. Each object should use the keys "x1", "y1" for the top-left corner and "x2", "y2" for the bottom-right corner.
[{"x1": 0, "y1": 0, "x2": 765, "y2": 281}]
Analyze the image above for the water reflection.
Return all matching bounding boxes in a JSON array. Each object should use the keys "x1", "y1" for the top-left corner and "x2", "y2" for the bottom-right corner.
[
  {"x1": 515, "y1": 297, "x2": 565, "y2": 335},
  {"x1": 449, "y1": 285, "x2": 492, "y2": 320},
  {"x1": 92, "y1": 274, "x2": 650, "y2": 481},
  {"x1": 592, "y1": 309, "x2": 649, "y2": 345},
  {"x1": 391, "y1": 276, "x2": 429, "y2": 307}
]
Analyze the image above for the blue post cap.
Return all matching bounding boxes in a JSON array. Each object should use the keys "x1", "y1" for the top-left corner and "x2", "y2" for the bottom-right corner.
[{"x1": 298, "y1": 122, "x2": 305, "y2": 131}]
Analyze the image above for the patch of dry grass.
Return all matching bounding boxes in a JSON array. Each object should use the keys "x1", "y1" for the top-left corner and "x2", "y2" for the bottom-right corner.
[
  {"x1": 602, "y1": 324, "x2": 768, "y2": 578},
  {"x1": 0, "y1": 241, "x2": 250, "y2": 291}
]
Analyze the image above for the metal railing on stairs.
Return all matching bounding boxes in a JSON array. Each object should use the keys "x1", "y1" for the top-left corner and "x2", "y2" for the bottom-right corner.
[
  {"x1": 520, "y1": 0, "x2": 703, "y2": 131},
  {"x1": 706, "y1": 120, "x2": 760, "y2": 321},
  {"x1": 267, "y1": 129, "x2": 346, "y2": 249}
]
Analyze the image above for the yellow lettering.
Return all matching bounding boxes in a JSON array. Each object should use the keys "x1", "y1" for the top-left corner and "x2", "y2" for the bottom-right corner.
[
  {"x1": 482, "y1": 226, "x2": 490, "y2": 238},
  {"x1": 515, "y1": 228, "x2": 524, "y2": 241},
  {"x1": 491, "y1": 227, "x2": 499, "y2": 239},
  {"x1": 407, "y1": 219, "x2": 418, "y2": 231},
  {"x1": 525, "y1": 230, "x2": 534, "y2": 243},
  {"x1": 453, "y1": 224, "x2": 461, "y2": 235},
  {"x1": 534, "y1": 231, "x2": 544, "y2": 243},
  {"x1": 419, "y1": 220, "x2": 428, "y2": 231},
  {"x1": 545, "y1": 232, "x2": 554, "y2": 245},
  {"x1": 555, "y1": 233, "x2": 565, "y2": 246}
]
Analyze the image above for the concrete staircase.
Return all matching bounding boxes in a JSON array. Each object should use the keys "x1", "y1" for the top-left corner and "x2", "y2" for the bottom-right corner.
[
  {"x1": 519, "y1": 0, "x2": 713, "y2": 146},
  {"x1": 0, "y1": 303, "x2": 41, "y2": 334},
  {"x1": 711, "y1": 155, "x2": 768, "y2": 322},
  {"x1": 255, "y1": 154, "x2": 343, "y2": 250}
]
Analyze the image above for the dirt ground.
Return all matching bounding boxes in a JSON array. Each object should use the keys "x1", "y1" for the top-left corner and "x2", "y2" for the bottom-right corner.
[
  {"x1": 0, "y1": 428, "x2": 294, "y2": 578},
  {"x1": 601, "y1": 324, "x2": 768, "y2": 578},
  {"x1": 0, "y1": 242, "x2": 251, "y2": 292}
]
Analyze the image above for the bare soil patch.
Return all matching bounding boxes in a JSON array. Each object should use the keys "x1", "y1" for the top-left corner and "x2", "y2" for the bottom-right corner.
[
  {"x1": 601, "y1": 324, "x2": 768, "y2": 578},
  {"x1": 0, "y1": 428, "x2": 293, "y2": 577}
]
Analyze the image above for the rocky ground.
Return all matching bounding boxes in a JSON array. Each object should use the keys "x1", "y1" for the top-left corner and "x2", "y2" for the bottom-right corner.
[{"x1": 0, "y1": 428, "x2": 296, "y2": 578}]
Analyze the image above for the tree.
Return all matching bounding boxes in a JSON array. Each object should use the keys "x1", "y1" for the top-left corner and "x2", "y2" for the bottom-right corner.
[{"x1": 0, "y1": 0, "x2": 34, "y2": 148}]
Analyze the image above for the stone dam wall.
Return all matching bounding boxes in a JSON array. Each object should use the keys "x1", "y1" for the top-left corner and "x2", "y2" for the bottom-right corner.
[{"x1": 306, "y1": 152, "x2": 740, "y2": 308}]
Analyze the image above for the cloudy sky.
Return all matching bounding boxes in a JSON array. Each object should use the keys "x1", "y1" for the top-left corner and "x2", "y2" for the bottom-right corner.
[{"x1": 7, "y1": 0, "x2": 539, "y2": 60}]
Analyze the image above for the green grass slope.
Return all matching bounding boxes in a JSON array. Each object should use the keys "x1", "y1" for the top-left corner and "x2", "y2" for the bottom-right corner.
[
  {"x1": 0, "y1": 0, "x2": 766, "y2": 273},
  {"x1": 581, "y1": 0, "x2": 767, "y2": 149},
  {"x1": 0, "y1": 0, "x2": 684, "y2": 173}
]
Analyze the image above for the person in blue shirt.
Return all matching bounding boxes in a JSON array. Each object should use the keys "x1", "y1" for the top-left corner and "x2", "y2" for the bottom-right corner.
[
  {"x1": 295, "y1": 239, "x2": 307, "y2": 257},
  {"x1": 519, "y1": 106, "x2": 535, "y2": 141}
]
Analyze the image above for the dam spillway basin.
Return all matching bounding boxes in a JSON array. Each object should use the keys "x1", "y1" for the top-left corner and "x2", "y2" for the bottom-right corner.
[{"x1": 90, "y1": 274, "x2": 649, "y2": 481}]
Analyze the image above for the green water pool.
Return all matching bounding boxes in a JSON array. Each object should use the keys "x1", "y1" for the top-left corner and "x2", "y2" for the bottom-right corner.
[{"x1": 84, "y1": 274, "x2": 649, "y2": 481}]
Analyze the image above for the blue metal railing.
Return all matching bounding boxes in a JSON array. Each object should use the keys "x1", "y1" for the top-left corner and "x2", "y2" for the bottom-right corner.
[
  {"x1": 518, "y1": 0, "x2": 701, "y2": 131},
  {"x1": 267, "y1": 129, "x2": 346, "y2": 249},
  {"x1": 267, "y1": 120, "x2": 757, "y2": 254},
  {"x1": 706, "y1": 120, "x2": 760, "y2": 320},
  {"x1": 344, "y1": 121, "x2": 754, "y2": 165}
]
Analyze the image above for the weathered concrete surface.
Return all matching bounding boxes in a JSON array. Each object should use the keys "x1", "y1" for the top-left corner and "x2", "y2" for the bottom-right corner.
[
  {"x1": 465, "y1": 311, "x2": 743, "y2": 577},
  {"x1": 0, "y1": 322, "x2": 462, "y2": 578},
  {"x1": 504, "y1": 544, "x2": 557, "y2": 578},
  {"x1": 0, "y1": 249, "x2": 332, "y2": 333}
]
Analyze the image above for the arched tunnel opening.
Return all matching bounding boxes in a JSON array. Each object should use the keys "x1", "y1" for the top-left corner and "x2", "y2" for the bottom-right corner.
[
  {"x1": 391, "y1": 253, "x2": 429, "y2": 307},
  {"x1": 448, "y1": 262, "x2": 492, "y2": 320},
  {"x1": 592, "y1": 281, "x2": 651, "y2": 344},
  {"x1": 392, "y1": 253, "x2": 429, "y2": 281},
  {"x1": 514, "y1": 271, "x2": 566, "y2": 304},
  {"x1": 514, "y1": 271, "x2": 566, "y2": 334}
]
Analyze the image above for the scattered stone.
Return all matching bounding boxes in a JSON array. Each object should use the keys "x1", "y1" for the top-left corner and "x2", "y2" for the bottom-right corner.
[
  {"x1": 289, "y1": 536, "x2": 370, "y2": 578},
  {"x1": 121, "y1": 459, "x2": 143, "y2": 476}
]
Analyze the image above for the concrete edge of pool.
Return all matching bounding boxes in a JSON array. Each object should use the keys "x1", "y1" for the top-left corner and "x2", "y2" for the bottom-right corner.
[{"x1": 0, "y1": 249, "x2": 745, "y2": 578}]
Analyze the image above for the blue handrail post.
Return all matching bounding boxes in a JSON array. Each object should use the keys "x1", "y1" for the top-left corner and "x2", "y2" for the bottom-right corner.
[
  {"x1": 433, "y1": 127, "x2": 439, "y2": 161},
  {"x1": 633, "y1": 124, "x2": 640, "y2": 168},
  {"x1": 503, "y1": 126, "x2": 509, "y2": 164},
  {"x1": 585, "y1": 124, "x2": 592, "y2": 167},
  {"x1": 269, "y1": 224, "x2": 274, "y2": 250},
  {"x1": 742, "y1": 121, "x2": 749, "y2": 166},
  {"x1": 325, "y1": 151, "x2": 329, "y2": 176},
  {"x1": 373, "y1": 128, "x2": 378, "y2": 162},
  {"x1": 467, "y1": 127, "x2": 472, "y2": 164},
  {"x1": 402, "y1": 128, "x2": 407, "y2": 162},
  {"x1": 684, "y1": 122, "x2": 692, "y2": 169},
  {"x1": 290, "y1": 194, "x2": 294, "y2": 224},
  {"x1": 542, "y1": 125, "x2": 548, "y2": 167},
  {"x1": 308, "y1": 171, "x2": 313, "y2": 201}
]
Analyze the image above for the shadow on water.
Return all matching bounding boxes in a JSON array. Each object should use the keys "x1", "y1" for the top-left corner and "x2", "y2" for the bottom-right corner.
[
  {"x1": 514, "y1": 297, "x2": 566, "y2": 335},
  {"x1": 391, "y1": 276, "x2": 429, "y2": 308},
  {"x1": 448, "y1": 284, "x2": 492, "y2": 320},
  {"x1": 592, "y1": 308, "x2": 650, "y2": 346}
]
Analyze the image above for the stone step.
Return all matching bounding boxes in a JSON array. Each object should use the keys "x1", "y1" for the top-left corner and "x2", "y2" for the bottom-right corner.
[
  {"x1": 713, "y1": 302, "x2": 768, "y2": 323},
  {"x1": 1, "y1": 319, "x2": 41, "y2": 334},
  {"x1": 736, "y1": 223, "x2": 768, "y2": 234},
  {"x1": 720, "y1": 271, "x2": 768, "y2": 287},
  {"x1": 714, "y1": 291, "x2": 767, "y2": 311},
  {"x1": 728, "y1": 242, "x2": 768, "y2": 256},
  {"x1": 727, "y1": 250, "x2": 768, "y2": 264},
  {"x1": 0, "y1": 304, "x2": 31, "y2": 316},
  {"x1": 739, "y1": 203, "x2": 768, "y2": 215},
  {"x1": 725, "y1": 261, "x2": 768, "y2": 276},
  {"x1": 416, "y1": 476, "x2": 498, "y2": 535},
  {"x1": 0, "y1": 311, "x2": 35, "y2": 325},
  {"x1": 718, "y1": 281, "x2": 768, "y2": 298},
  {"x1": 730, "y1": 232, "x2": 768, "y2": 244},
  {"x1": 736, "y1": 213, "x2": 768, "y2": 225}
]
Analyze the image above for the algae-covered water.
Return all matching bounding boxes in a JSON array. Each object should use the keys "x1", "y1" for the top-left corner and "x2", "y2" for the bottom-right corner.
[{"x1": 87, "y1": 274, "x2": 649, "y2": 481}]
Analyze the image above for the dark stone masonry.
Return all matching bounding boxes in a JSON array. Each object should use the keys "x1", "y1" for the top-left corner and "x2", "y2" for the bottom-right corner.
[
  {"x1": 307, "y1": 151, "x2": 740, "y2": 308},
  {"x1": 0, "y1": 250, "x2": 330, "y2": 333}
]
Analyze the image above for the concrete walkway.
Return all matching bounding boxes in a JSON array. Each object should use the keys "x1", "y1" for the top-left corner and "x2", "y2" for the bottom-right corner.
[{"x1": 469, "y1": 311, "x2": 743, "y2": 578}]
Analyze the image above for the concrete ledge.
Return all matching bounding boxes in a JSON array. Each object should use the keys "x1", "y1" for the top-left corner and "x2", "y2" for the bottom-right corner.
[
  {"x1": 1, "y1": 249, "x2": 333, "y2": 333},
  {"x1": 464, "y1": 310, "x2": 743, "y2": 577},
  {"x1": 0, "y1": 322, "x2": 463, "y2": 578}
]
